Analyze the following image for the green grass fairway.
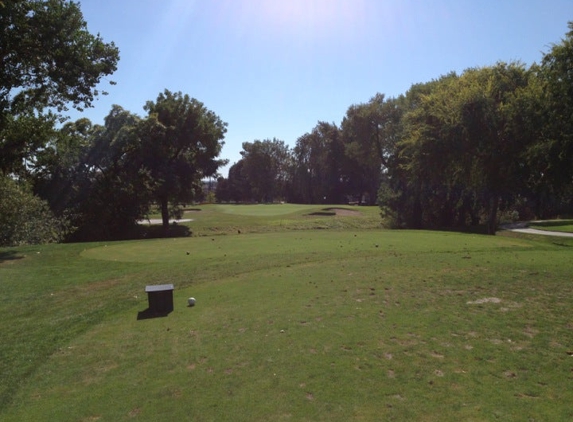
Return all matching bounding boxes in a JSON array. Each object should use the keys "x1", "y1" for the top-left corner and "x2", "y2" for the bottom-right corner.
[
  {"x1": 210, "y1": 203, "x2": 329, "y2": 216},
  {"x1": 1, "y1": 214, "x2": 573, "y2": 420},
  {"x1": 148, "y1": 204, "x2": 382, "y2": 236}
]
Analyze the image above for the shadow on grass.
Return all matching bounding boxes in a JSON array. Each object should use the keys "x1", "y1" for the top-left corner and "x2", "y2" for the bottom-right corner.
[
  {"x1": 307, "y1": 207, "x2": 363, "y2": 217},
  {"x1": 307, "y1": 211, "x2": 336, "y2": 216},
  {"x1": 67, "y1": 222, "x2": 192, "y2": 243},
  {"x1": 142, "y1": 224, "x2": 192, "y2": 239},
  {"x1": 136, "y1": 308, "x2": 173, "y2": 320},
  {"x1": 0, "y1": 251, "x2": 24, "y2": 264},
  {"x1": 401, "y1": 225, "x2": 491, "y2": 235}
]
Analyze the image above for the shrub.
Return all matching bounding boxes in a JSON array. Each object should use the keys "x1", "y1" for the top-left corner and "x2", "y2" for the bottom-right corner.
[{"x1": 0, "y1": 176, "x2": 68, "y2": 246}]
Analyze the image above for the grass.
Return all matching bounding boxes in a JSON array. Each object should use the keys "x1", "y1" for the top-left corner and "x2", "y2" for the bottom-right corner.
[
  {"x1": 1, "y1": 206, "x2": 573, "y2": 421},
  {"x1": 159, "y1": 203, "x2": 383, "y2": 236}
]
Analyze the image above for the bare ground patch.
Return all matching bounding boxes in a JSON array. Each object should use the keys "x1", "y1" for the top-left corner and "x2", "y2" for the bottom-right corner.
[{"x1": 467, "y1": 297, "x2": 502, "y2": 305}]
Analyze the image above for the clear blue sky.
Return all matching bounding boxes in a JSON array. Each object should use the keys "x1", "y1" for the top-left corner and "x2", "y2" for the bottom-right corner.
[{"x1": 72, "y1": 0, "x2": 572, "y2": 177}]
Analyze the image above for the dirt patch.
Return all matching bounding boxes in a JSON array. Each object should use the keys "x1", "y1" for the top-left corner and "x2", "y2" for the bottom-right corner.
[{"x1": 467, "y1": 297, "x2": 502, "y2": 305}]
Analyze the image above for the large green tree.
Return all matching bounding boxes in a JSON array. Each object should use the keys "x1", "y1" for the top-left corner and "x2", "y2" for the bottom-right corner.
[
  {"x1": 455, "y1": 63, "x2": 532, "y2": 234},
  {"x1": 0, "y1": 0, "x2": 119, "y2": 116},
  {"x1": 66, "y1": 106, "x2": 153, "y2": 241},
  {"x1": 0, "y1": 0, "x2": 119, "y2": 175},
  {"x1": 382, "y1": 76, "x2": 459, "y2": 228},
  {"x1": 292, "y1": 122, "x2": 344, "y2": 204},
  {"x1": 32, "y1": 117, "x2": 93, "y2": 214},
  {"x1": 341, "y1": 93, "x2": 403, "y2": 204},
  {"x1": 239, "y1": 138, "x2": 291, "y2": 203},
  {"x1": 224, "y1": 160, "x2": 252, "y2": 202},
  {"x1": 141, "y1": 90, "x2": 228, "y2": 232},
  {"x1": 526, "y1": 21, "x2": 573, "y2": 215},
  {"x1": 388, "y1": 64, "x2": 533, "y2": 234}
]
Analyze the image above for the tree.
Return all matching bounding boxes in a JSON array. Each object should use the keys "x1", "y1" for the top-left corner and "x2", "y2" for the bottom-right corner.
[
  {"x1": 141, "y1": 90, "x2": 227, "y2": 233},
  {"x1": 225, "y1": 160, "x2": 252, "y2": 202},
  {"x1": 67, "y1": 106, "x2": 153, "y2": 241},
  {"x1": 0, "y1": 0, "x2": 119, "y2": 174},
  {"x1": 0, "y1": 0, "x2": 119, "y2": 243},
  {"x1": 32, "y1": 117, "x2": 94, "y2": 215},
  {"x1": 292, "y1": 122, "x2": 344, "y2": 204},
  {"x1": 0, "y1": 0, "x2": 119, "y2": 115},
  {"x1": 341, "y1": 93, "x2": 403, "y2": 204},
  {"x1": 239, "y1": 139, "x2": 291, "y2": 202},
  {"x1": 388, "y1": 64, "x2": 533, "y2": 234},
  {"x1": 456, "y1": 63, "x2": 532, "y2": 234},
  {"x1": 214, "y1": 175, "x2": 230, "y2": 203},
  {"x1": 379, "y1": 78, "x2": 453, "y2": 228},
  {"x1": 0, "y1": 112, "x2": 58, "y2": 176},
  {"x1": 528, "y1": 21, "x2": 573, "y2": 215}
]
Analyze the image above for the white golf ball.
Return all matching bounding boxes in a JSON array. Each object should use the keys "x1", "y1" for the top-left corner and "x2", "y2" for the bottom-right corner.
[{"x1": 188, "y1": 297, "x2": 196, "y2": 307}]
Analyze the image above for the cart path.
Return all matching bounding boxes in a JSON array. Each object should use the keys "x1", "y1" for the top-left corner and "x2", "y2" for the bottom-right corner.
[
  {"x1": 501, "y1": 223, "x2": 573, "y2": 238},
  {"x1": 138, "y1": 219, "x2": 193, "y2": 225}
]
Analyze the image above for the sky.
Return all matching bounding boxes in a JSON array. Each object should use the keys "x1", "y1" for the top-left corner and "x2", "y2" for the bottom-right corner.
[{"x1": 71, "y1": 0, "x2": 572, "y2": 177}]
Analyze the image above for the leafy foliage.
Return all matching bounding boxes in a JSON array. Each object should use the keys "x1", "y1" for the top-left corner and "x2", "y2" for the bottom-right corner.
[
  {"x1": 141, "y1": 90, "x2": 228, "y2": 231},
  {"x1": 0, "y1": 0, "x2": 119, "y2": 177},
  {"x1": 341, "y1": 94, "x2": 403, "y2": 204},
  {"x1": 0, "y1": 0, "x2": 119, "y2": 244},
  {"x1": 67, "y1": 106, "x2": 153, "y2": 241},
  {"x1": 0, "y1": 0, "x2": 119, "y2": 116},
  {"x1": 526, "y1": 22, "x2": 573, "y2": 215},
  {"x1": 291, "y1": 122, "x2": 345, "y2": 204},
  {"x1": 236, "y1": 138, "x2": 291, "y2": 202},
  {"x1": 42, "y1": 92, "x2": 229, "y2": 240},
  {"x1": 0, "y1": 176, "x2": 66, "y2": 246},
  {"x1": 386, "y1": 64, "x2": 533, "y2": 233}
]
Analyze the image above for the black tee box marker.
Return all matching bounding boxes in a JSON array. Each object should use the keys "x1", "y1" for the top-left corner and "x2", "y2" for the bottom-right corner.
[{"x1": 145, "y1": 284, "x2": 174, "y2": 313}]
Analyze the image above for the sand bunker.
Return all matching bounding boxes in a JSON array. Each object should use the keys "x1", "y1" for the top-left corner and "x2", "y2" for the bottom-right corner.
[{"x1": 325, "y1": 208, "x2": 362, "y2": 216}]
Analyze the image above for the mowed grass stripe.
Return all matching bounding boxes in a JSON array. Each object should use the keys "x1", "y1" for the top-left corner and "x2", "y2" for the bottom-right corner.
[
  {"x1": 211, "y1": 203, "x2": 326, "y2": 216},
  {"x1": 81, "y1": 230, "x2": 532, "y2": 263}
]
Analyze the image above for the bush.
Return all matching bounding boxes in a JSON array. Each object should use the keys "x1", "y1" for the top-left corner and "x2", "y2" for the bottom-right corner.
[{"x1": 0, "y1": 176, "x2": 68, "y2": 246}]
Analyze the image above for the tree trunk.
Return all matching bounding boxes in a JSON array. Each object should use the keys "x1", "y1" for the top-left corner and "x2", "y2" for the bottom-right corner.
[
  {"x1": 160, "y1": 197, "x2": 169, "y2": 236},
  {"x1": 411, "y1": 195, "x2": 423, "y2": 229},
  {"x1": 486, "y1": 195, "x2": 499, "y2": 235}
]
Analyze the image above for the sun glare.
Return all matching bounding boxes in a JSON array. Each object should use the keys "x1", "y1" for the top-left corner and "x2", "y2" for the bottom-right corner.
[{"x1": 241, "y1": 0, "x2": 368, "y2": 40}]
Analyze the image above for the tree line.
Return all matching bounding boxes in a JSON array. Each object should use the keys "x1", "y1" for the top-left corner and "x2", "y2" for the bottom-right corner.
[
  {"x1": 1, "y1": 1, "x2": 572, "y2": 245},
  {"x1": 217, "y1": 23, "x2": 573, "y2": 235}
]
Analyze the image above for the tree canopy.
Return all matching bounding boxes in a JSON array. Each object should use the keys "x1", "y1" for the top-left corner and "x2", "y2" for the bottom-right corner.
[
  {"x1": 0, "y1": 0, "x2": 119, "y2": 177},
  {"x1": 0, "y1": 0, "x2": 119, "y2": 245},
  {"x1": 0, "y1": 0, "x2": 119, "y2": 118},
  {"x1": 141, "y1": 90, "x2": 228, "y2": 232}
]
